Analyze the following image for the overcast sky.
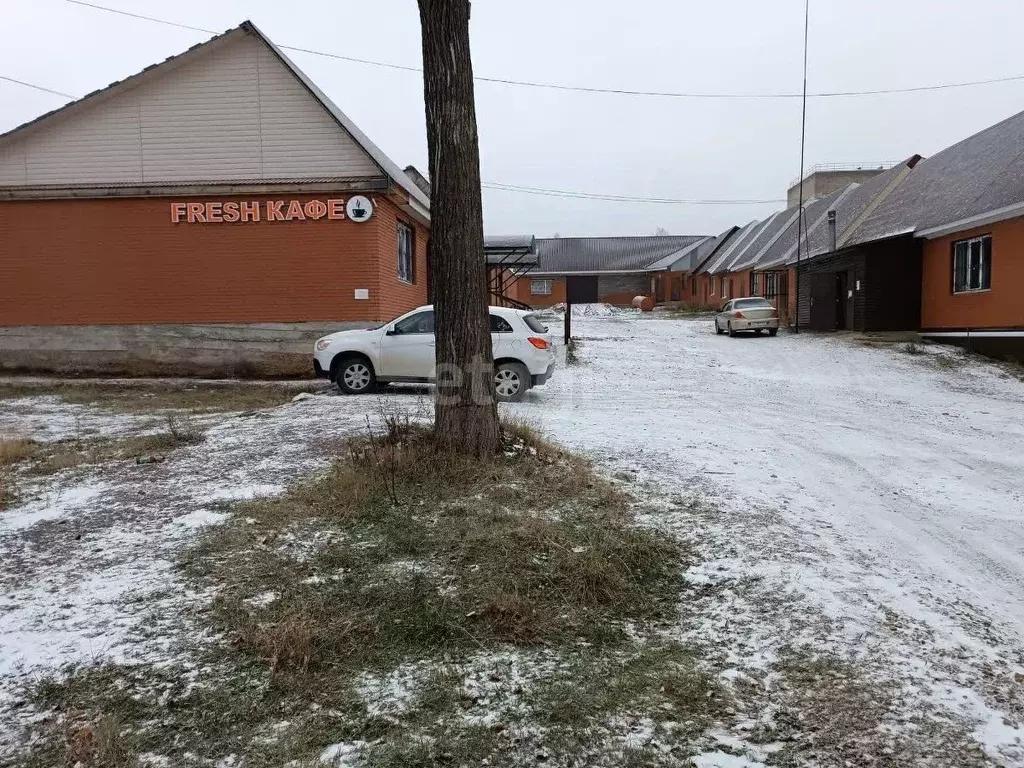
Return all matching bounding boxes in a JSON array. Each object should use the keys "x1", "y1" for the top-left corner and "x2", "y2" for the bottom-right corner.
[{"x1": 3, "y1": 0, "x2": 1024, "y2": 237}]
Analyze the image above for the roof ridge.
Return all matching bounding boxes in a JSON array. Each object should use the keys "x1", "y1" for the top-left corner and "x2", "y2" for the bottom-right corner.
[{"x1": 0, "y1": 19, "x2": 429, "y2": 213}]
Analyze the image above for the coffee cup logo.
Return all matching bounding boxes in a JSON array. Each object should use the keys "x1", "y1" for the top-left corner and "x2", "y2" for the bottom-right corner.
[{"x1": 346, "y1": 196, "x2": 373, "y2": 222}]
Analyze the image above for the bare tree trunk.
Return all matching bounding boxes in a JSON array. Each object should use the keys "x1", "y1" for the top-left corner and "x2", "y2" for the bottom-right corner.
[{"x1": 418, "y1": 0, "x2": 499, "y2": 456}]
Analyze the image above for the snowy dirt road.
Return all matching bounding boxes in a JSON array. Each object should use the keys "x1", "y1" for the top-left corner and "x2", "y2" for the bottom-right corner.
[
  {"x1": 2, "y1": 313, "x2": 1024, "y2": 765},
  {"x1": 508, "y1": 312, "x2": 1024, "y2": 763}
]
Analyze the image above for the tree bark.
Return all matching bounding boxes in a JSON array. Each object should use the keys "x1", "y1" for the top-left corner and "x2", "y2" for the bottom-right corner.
[{"x1": 418, "y1": 0, "x2": 499, "y2": 456}]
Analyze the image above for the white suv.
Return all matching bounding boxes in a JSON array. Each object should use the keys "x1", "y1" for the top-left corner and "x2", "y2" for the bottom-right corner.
[{"x1": 313, "y1": 305, "x2": 556, "y2": 402}]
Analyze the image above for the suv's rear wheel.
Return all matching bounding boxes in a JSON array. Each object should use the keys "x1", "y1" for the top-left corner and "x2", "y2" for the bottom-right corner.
[
  {"x1": 494, "y1": 362, "x2": 529, "y2": 403},
  {"x1": 335, "y1": 357, "x2": 376, "y2": 395}
]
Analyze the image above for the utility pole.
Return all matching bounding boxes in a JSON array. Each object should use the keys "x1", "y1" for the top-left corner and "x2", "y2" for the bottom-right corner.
[{"x1": 794, "y1": 0, "x2": 810, "y2": 333}]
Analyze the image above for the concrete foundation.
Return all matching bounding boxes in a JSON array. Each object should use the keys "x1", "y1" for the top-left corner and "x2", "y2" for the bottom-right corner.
[{"x1": 0, "y1": 321, "x2": 367, "y2": 378}]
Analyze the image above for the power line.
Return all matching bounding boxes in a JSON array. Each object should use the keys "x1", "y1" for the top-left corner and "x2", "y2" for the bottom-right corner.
[
  {"x1": 0, "y1": 75, "x2": 76, "y2": 99},
  {"x1": 481, "y1": 182, "x2": 782, "y2": 205},
  {"x1": 64, "y1": 0, "x2": 1024, "y2": 100},
  {"x1": 0, "y1": 73, "x2": 779, "y2": 206}
]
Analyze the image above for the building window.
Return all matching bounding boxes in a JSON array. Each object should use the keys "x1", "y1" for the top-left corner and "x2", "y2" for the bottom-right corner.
[
  {"x1": 711, "y1": 277, "x2": 717, "y2": 296},
  {"x1": 722, "y1": 278, "x2": 730, "y2": 299},
  {"x1": 953, "y1": 234, "x2": 992, "y2": 293},
  {"x1": 531, "y1": 278, "x2": 553, "y2": 296},
  {"x1": 397, "y1": 222, "x2": 415, "y2": 283}
]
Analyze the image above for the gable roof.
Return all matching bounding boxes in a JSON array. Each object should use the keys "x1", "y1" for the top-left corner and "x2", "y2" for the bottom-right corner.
[
  {"x1": 0, "y1": 21, "x2": 429, "y2": 213},
  {"x1": 847, "y1": 109, "x2": 1024, "y2": 244},
  {"x1": 532, "y1": 235, "x2": 706, "y2": 275},
  {"x1": 645, "y1": 236, "x2": 711, "y2": 271},
  {"x1": 697, "y1": 218, "x2": 764, "y2": 274}
]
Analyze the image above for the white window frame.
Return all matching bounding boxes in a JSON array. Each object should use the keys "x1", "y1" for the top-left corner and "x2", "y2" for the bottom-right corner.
[
  {"x1": 531, "y1": 278, "x2": 553, "y2": 296},
  {"x1": 710, "y1": 277, "x2": 717, "y2": 296},
  {"x1": 952, "y1": 234, "x2": 992, "y2": 294},
  {"x1": 397, "y1": 222, "x2": 415, "y2": 284},
  {"x1": 722, "y1": 278, "x2": 731, "y2": 299}
]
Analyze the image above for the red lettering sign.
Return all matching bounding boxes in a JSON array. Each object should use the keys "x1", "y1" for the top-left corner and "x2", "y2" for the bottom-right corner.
[
  {"x1": 266, "y1": 201, "x2": 285, "y2": 222},
  {"x1": 170, "y1": 198, "x2": 367, "y2": 223},
  {"x1": 186, "y1": 203, "x2": 206, "y2": 224},
  {"x1": 240, "y1": 201, "x2": 260, "y2": 222},
  {"x1": 305, "y1": 200, "x2": 327, "y2": 220},
  {"x1": 285, "y1": 200, "x2": 306, "y2": 221},
  {"x1": 327, "y1": 199, "x2": 346, "y2": 220}
]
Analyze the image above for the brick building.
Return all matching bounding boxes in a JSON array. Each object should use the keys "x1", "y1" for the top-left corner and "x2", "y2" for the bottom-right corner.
[
  {"x1": 511, "y1": 235, "x2": 705, "y2": 308},
  {"x1": 0, "y1": 21, "x2": 429, "y2": 375}
]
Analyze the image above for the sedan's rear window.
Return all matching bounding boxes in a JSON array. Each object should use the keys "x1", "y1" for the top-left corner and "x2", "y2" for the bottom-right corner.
[
  {"x1": 523, "y1": 314, "x2": 548, "y2": 333},
  {"x1": 734, "y1": 298, "x2": 774, "y2": 309}
]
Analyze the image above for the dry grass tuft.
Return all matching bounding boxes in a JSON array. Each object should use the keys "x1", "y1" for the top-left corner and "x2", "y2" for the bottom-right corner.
[
  {"x1": 0, "y1": 380, "x2": 317, "y2": 413},
  {"x1": 187, "y1": 418, "x2": 683, "y2": 672},
  {"x1": 63, "y1": 715, "x2": 137, "y2": 768},
  {"x1": 0, "y1": 437, "x2": 38, "y2": 466},
  {"x1": 18, "y1": 417, "x2": 695, "y2": 767}
]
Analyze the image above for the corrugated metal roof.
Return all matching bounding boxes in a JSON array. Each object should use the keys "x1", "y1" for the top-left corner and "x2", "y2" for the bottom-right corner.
[
  {"x1": 754, "y1": 186, "x2": 854, "y2": 270},
  {"x1": 725, "y1": 207, "x2": 802, "y2": 272},
  {"x1": 0, "y1": 21, "x2": 430, "y2": 213},
  {"x1": 533, "y1": 235, "x2": 706, "y2": 274},
  {"x1": 847, "y1": 110, "x2": 1024, "y2": 244},
  {"x1": 698, "y1": 219, "x2": 765, "y2": 274},
  {"x1": 645, "y1": 237, "x2": 711, "y2": 271},
  {"x1": 484, "y1": 235, "x2": 538, "y2": 266}
]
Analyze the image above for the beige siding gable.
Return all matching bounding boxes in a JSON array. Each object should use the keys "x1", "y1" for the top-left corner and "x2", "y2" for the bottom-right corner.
[{"x1": 0, "y1": 33, "x2": 381, "y2": 187}]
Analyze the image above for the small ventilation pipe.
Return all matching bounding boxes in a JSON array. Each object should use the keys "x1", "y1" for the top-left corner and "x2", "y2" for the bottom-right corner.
[{"x1": 827, "y1": 209, "x2": 837, "y2": 252}]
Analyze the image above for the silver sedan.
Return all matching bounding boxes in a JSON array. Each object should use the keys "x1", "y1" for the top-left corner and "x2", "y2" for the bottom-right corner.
[{"x1": 715, "y1": 297, "x2": 780, "y2": 337}]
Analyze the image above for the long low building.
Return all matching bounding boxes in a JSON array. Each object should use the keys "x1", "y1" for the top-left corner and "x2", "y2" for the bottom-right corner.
[
  {"x1": 0, "y1": 21, "x2": 430, "y2": 375},
  {"x1": 665, "y1": 110, "x2": 1024, "y2": 358}
]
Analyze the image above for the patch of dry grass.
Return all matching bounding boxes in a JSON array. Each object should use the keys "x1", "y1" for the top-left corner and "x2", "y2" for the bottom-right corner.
[
  {"x1": 762, "y1": 648, "x2": 991, "y2": 767},
  {"x1": 188, "y1": 419, "x2": 683, "y2": 670},
  {"x1": 0, "y1": 437, "x2": 39, "y2": 466},
  {"x1": 0, "y1": 380, "x2": 318, "y2": 413},
  {"x1": 17, "y1": 418, "x2": 696, "y2": 767}
]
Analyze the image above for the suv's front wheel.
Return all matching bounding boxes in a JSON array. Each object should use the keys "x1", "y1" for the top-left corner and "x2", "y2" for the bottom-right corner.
[
  {"x1": 335, "y1": 356, "x2": 376, "y2": 395},
  {"x1": 494, "y1": 361, "x2": 529, "y2": 403}
]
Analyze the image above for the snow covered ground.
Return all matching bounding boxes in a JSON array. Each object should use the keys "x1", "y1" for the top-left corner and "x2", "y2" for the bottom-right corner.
[
  {"x1": 509, "y1": 311, "x2": 1024, "y2": 764},
  {"x1": 2, "y1": 312, "x2": 1023, "y2": 765}
]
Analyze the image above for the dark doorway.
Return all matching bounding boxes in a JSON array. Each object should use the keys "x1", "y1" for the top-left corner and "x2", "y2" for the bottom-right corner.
[
  {"x1": 835, "y1": 271, "x2": 848, "y2": 330},
  {"x1": 566, "y1": 275, "x2": 599, "y2": 303},
  {"x1": 809, "y1": 272, "x2": 836, "y2": 330},
  {"x1": 670, "y1": 276, "x2": 681, "y2": 301}
]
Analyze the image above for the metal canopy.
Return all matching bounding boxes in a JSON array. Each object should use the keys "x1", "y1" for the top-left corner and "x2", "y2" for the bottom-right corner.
[{"x1": 484, "y1": 235, "x2": 539, "y2": 266}]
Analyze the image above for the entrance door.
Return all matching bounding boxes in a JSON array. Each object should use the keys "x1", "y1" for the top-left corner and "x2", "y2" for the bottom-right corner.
[
  {"x1": 670, "y1": 276, "x2": 681, "y2": 301},
  {"x1": 808, "y1": 272, "x2": 836, "y2": 330},
  {"x1": 835, "y1": 271, "x2": 848, "y2": 330},
  {"x1": 566, "y1": 275, "x2": 599, "y2": 303}
]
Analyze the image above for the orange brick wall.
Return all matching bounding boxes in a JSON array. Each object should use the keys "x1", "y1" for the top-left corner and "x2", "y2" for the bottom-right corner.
[
  {"x1": 514, "y1": 276, "x2": 566, "y2": 307},
  {"x1": 374, "y1": 197, "x2": 430, "y2": 320},
  {"x1": 921, "y1": 217, "x2": 1024, "y2": 329},
  {"x1": 0, "y1": 194, "x2": 428, "y2": 326}
]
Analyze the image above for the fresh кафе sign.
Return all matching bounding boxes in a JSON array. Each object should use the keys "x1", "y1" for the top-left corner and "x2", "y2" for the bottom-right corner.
[{"x1": 169, "y1": 196, "x2": 374, "y2": 224}]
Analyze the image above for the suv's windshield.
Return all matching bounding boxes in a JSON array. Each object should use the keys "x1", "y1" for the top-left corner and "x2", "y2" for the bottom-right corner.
[
  {"x1": 523, "y1": 314, "x2": 549, "y2": 333},
  {"x1": 734, "y1": 298, "x2": 774, "y2": 309}
]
